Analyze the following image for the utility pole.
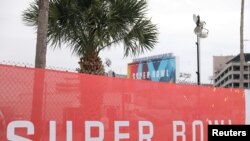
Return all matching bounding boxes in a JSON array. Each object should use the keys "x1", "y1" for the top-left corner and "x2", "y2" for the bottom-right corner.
[{"x1": 239, "y1": 0, "x2": 245, "y2": 88}]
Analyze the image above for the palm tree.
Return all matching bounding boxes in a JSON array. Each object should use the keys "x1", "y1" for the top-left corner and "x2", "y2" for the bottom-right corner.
[
  {"x1": 23, "y1": 0, "x2": 158, "y2": 75},
  {"x1": 240, "y1": 0, "x2": 245, "y2": 88}
]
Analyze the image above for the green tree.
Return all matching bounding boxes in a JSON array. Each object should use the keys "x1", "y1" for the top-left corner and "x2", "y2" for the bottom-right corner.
[{"x1": 23, "y1": 0, "x2": 158, "y2": 75}]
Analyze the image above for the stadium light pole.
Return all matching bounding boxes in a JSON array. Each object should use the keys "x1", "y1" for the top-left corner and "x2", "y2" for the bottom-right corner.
[{"x1": 193, "y1": 14, "x2": 209, "y2": 85}]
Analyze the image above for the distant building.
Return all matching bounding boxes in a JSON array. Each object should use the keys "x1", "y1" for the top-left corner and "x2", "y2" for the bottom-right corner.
[{"x1": 213, "y1": 53, "x2": 250, "y2": 88}]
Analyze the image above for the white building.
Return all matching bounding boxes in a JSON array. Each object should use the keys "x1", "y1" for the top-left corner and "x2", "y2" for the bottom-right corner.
[{"x1": 213, "y1": 53, "x2": 250, "y2": 88}]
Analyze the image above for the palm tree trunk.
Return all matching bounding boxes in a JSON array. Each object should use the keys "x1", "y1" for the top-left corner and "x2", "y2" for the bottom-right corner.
[
  {"x1": 240, "y1": 0, "x2": 245, "y2": 88},
  {"x1": 31, "y1": 0, "x2": 49, "y2": 140},
  {"x1": 35, "y1": 0, "x2": 49, "y2": 68}
]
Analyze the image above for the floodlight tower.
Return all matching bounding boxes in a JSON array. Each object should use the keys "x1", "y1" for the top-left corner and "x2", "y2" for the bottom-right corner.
[{"x1": 193, "y1": 14, "x2": 209, "y2": 85}]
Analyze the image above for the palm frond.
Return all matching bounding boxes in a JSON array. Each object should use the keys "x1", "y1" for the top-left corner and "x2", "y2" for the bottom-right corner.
[
  {"x1": 22, "y1": 0, "x2": 158, "y2": 58},
  {"x1": 123, "y1": 18, "x2": 158, "y2": 57}
]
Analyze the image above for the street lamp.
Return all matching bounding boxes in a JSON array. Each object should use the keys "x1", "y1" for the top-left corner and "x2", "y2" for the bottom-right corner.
[
  {"x1": 104, "y1": 58, "x2": 116, "y2": 77},
  {"x1": 193, "y1": 14, "x2": 209, "y2": 85}
]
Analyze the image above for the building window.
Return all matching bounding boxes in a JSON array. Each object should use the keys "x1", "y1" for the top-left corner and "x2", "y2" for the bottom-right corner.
[
  {"x1": 244, "y1": 66, "x2": 249, "y2": 71},
  {"x1": 233, "y1": 66, "x2": 240, "y2": 71},
  {"x1": 244, "y1": 83, "x2": 249, "y2": 89},
  {"x1": 233, "y1": 83, "x2": 239, "y2": 88},
  {"x1": 244, "y1": 74, "x2": 248, "y2": 80},
  {"x1": 233, "y1": 74, "x2": 240, "y2": 80}
]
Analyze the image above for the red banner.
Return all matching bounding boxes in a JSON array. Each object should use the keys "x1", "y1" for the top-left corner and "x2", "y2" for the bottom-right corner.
[{"x1": 0, "y1": 64, "x2": 247, "y2": 141}]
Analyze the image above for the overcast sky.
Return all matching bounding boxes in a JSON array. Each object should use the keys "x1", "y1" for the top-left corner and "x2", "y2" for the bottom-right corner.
[{"x1": 0, "y1": 0, "x2": 250, "y2": 83}]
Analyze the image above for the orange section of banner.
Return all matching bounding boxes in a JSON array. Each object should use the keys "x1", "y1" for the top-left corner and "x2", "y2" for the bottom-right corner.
[{"x1": 0, "y1": 65, "x2": 245, "y2": 141}]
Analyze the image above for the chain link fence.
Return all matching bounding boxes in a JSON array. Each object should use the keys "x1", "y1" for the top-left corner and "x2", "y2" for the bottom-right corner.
[
  {"x1": 0, "y1": 60, "x2": 77, "y2": 73},
  {"x1": 0, "y1": 60, "x2": 213, "y2": 86},
  {"x1": 0, "y1": 61, "x2": 245, "y2": 141}
]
